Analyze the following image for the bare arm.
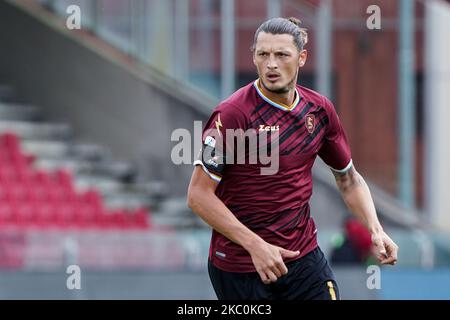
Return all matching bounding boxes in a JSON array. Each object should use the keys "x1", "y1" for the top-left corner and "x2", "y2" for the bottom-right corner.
[
  {"x1": 332, "y1": 165, "x2": 399, "y2": 265},
  {"x1": 187, "y1": 166, "x2": 299, "y2": 283}
]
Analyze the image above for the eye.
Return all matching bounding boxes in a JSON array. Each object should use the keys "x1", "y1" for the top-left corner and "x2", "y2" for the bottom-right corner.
[{"x1": 258, "y1": 52, "x2": 268, "y2": 57}]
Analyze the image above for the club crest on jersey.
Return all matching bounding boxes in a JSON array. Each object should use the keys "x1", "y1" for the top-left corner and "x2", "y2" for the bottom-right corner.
[{"x1": 305, "y1": 114, "x2": 315, "y2": 133}]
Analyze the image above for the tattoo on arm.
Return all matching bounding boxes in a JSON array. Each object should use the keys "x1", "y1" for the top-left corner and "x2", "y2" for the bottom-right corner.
[{"x1": 332, "y1": 166, "x2": 363, "y2": 194}]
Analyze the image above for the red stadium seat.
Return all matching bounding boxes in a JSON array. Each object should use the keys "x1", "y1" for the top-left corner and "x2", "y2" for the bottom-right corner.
[
  {"x1": 0, "y1": 133, "x2": 153, "y2": 232},
  {"x1": 16, "y1": 168, "x2": 34, "y2": 183},
  {"x1": 0, "y1": 147, "x2": 10, "y2": 163},
  {"x1": 24, "y1": 154, "x2": 35, "y2": 166},
  {"x1": 0, "y1": 132, "x2": 20, "y2": 151},
  {"x1": 54, "y1": 169, "x2": 73, "y2": 187},
  {"x1": 108, "y1": 210, "x2": 132, "y2": 230},
  {"x1": 0, "y1": 204, "x2": 14, "y2": 227},
  {"x1": 80, "y1": 190, "x2": 102, "y2": 208},
  {"x1": 0, "y1": 166, "x2": 16, "y2": 182},
  {"x1": 95, "y1": 210, "x2": 114, "y2": 229},
  {"x1": 46, "y1": 185, "x2": 68, "y2": 204},
  {"x1": 33, "y1": 170, "x2": 52, "y2": 186},
  {"x1": 6, "y1": 183, "x2": 28, "y2": 202},
  {"x1": 134, "y1": 208, "x2": 150, "y2": 230},
  {"x1": 27, "y1": 185, "x2": 49, "y2": 203},
  {"x1": 74, "y1": 204, "x2": 96, "y2": 229},
  {"x1": 14, "y1": 203, "x2": 35, "y2": 228},
  {"x1": 0, "y1": 185, "x2": 8, "y2": 202},
  {"x1": 54, "y1": 204, "x2": 75, "y2": 229},
  {"x1": 10, "y1": 151, "x2": 28, "y2": 169}
]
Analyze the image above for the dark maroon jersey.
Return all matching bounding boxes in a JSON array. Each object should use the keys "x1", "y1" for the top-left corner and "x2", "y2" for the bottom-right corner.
[{"x1": 194, "y1": 79, "x2": 352, "y2": 273}]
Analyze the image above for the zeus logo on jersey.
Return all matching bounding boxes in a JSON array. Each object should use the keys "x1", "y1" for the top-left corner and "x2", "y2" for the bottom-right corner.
[{"x1": 259, "y1": 125, "x2": 280, "y2": 132}]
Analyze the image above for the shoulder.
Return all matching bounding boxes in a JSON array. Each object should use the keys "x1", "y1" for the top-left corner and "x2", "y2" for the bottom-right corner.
[
  {"x1": 214, "y1": 82, "x2": 257, "y2": 118},
  {"x1": 297, "y1": 85, "x2": 335, "y2": 113}
]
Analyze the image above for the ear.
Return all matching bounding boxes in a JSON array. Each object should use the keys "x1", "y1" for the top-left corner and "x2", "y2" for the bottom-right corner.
[{"x1": 298, "y1": 49, "x2": 307, "y2": 67}]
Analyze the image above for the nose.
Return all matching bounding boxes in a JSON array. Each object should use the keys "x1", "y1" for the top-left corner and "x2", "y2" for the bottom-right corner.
[{"x1": 267, "y1": 54, "x2": 278, "y2": 70}]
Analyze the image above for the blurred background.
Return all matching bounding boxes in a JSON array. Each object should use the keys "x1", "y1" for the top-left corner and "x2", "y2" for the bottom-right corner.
[{"x1": 0, "y1": 0, "x2": 449, "y2": 299}]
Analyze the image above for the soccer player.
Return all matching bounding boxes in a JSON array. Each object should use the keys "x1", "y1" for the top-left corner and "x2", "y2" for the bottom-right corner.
[{"x1": 187, "y1": 17, "x2": 398, "y2": 300}]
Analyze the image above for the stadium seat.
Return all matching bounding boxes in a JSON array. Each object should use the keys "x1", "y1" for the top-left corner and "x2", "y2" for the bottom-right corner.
[
  {"x1": 33, "y1": 170, "x2": 52, "y2": 186},
  {"x1": 0, "y1": 204, "x2": 14, "y2": 227},
  {"x1": 0, "y1": 132, "x2": 152, "y2": 231},
  {"x1": 54, "y1": 169, "x2": 72, "y2": 187},
  {"x1": 0, "y1": 132, "x2": 20, "y2": 151},
  {"x1": 14, "y1": 203, "x2": 35, "y2": 228},
  {"x1": 134, "y1": 208, "x2": 150, "y2": 229}
]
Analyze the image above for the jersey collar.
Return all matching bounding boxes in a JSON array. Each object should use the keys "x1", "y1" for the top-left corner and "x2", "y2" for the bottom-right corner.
[{"x1": 253, "y1": 79, "x2": 300, "y2": 112}]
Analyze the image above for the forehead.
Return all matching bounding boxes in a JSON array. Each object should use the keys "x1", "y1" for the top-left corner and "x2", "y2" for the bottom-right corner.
[{"x1": 255, "y1": 32, "x2": 297, "y2": 51}]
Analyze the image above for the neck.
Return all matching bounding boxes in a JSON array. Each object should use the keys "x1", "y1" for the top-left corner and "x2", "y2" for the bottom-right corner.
[{"x1": 258, "y1": 79, "x2": 296, "y2": 108}]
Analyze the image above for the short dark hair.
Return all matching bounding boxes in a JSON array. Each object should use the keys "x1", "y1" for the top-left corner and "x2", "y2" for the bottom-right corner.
[{"x1": 252, "y1": 17, "x2": 308, "y2": 52}]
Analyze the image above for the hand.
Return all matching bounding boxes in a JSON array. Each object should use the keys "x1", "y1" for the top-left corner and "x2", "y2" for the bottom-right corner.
[
  {"x1": 247, "y1": 239, "x2": 300, "y2": 284},
  {"x1": 371, "y1": 230, "x2": 399, "y2": 265}
]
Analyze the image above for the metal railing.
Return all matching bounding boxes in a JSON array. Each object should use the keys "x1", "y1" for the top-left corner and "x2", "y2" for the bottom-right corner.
[{"x1": 32, "y1": 0, "x2": 322, "y2": 100}]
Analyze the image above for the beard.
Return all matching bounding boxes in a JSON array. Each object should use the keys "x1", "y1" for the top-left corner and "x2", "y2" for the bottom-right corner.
[
  {"x1": 261, "y1": 80, "x2": 290, "y2": 94},
  {"x1": 260, "y1": 70, "x2": 299, "y2": 94}
]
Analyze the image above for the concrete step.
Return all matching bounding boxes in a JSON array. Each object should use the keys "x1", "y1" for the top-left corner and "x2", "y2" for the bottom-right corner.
[
  {"x1": 33, "y1": 157, "x2": 90, "y2": 173},
  {"x1": 20, "y1": 140, "x2": 112, "y2": 163},
  {"x1": 0, "y1": 103, "x2": 42, "y2": 121},
  {"x1": 151, "y1": 197, "x2": 206, "y2": 229},
  {"x1": 70, "y1": 142, "x2": 112, "y2": 162},
  {"x1": 89, "y1": 160, "x2": 136, "y2": 181},
  {"x1": 74, "y1": 174, "x2": 124, "y2": 195},
  {"x1": 103, "y1": 192, "x2": 152, "y2": 210},
  {"x1": 133, "y1": 181, "x2": 170, "y2": 201},
  {"x1": 22, "y1": 140, "x2": 70, "y2": 158},
  {"x1": 0, "y1": 120, "x2": 72, "y2": 140},
  {"x1": 34, "y1": 157, "x2": 136, "y2": 182}
]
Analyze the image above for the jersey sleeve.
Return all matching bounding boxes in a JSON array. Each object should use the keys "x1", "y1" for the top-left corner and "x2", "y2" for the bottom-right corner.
[
  {"x1": 194, "y1": 102, "x2": 247, "y2": 183},
  {"x1": 318, "y1": 97, "x2": 353, "y2": 173}
]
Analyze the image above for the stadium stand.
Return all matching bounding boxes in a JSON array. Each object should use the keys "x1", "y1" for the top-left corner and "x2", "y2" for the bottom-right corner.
[
  {"x1": 0, "y1": 129, "x2": 151, "y2": 231},
  {"x1": 0, "y1": 84, "x2": 185, "y2": 270}
]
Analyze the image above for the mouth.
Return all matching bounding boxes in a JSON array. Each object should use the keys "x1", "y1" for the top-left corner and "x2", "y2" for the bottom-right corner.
[{"x1": 266, "y1": 73, "x2": 281, "y2": 82}]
